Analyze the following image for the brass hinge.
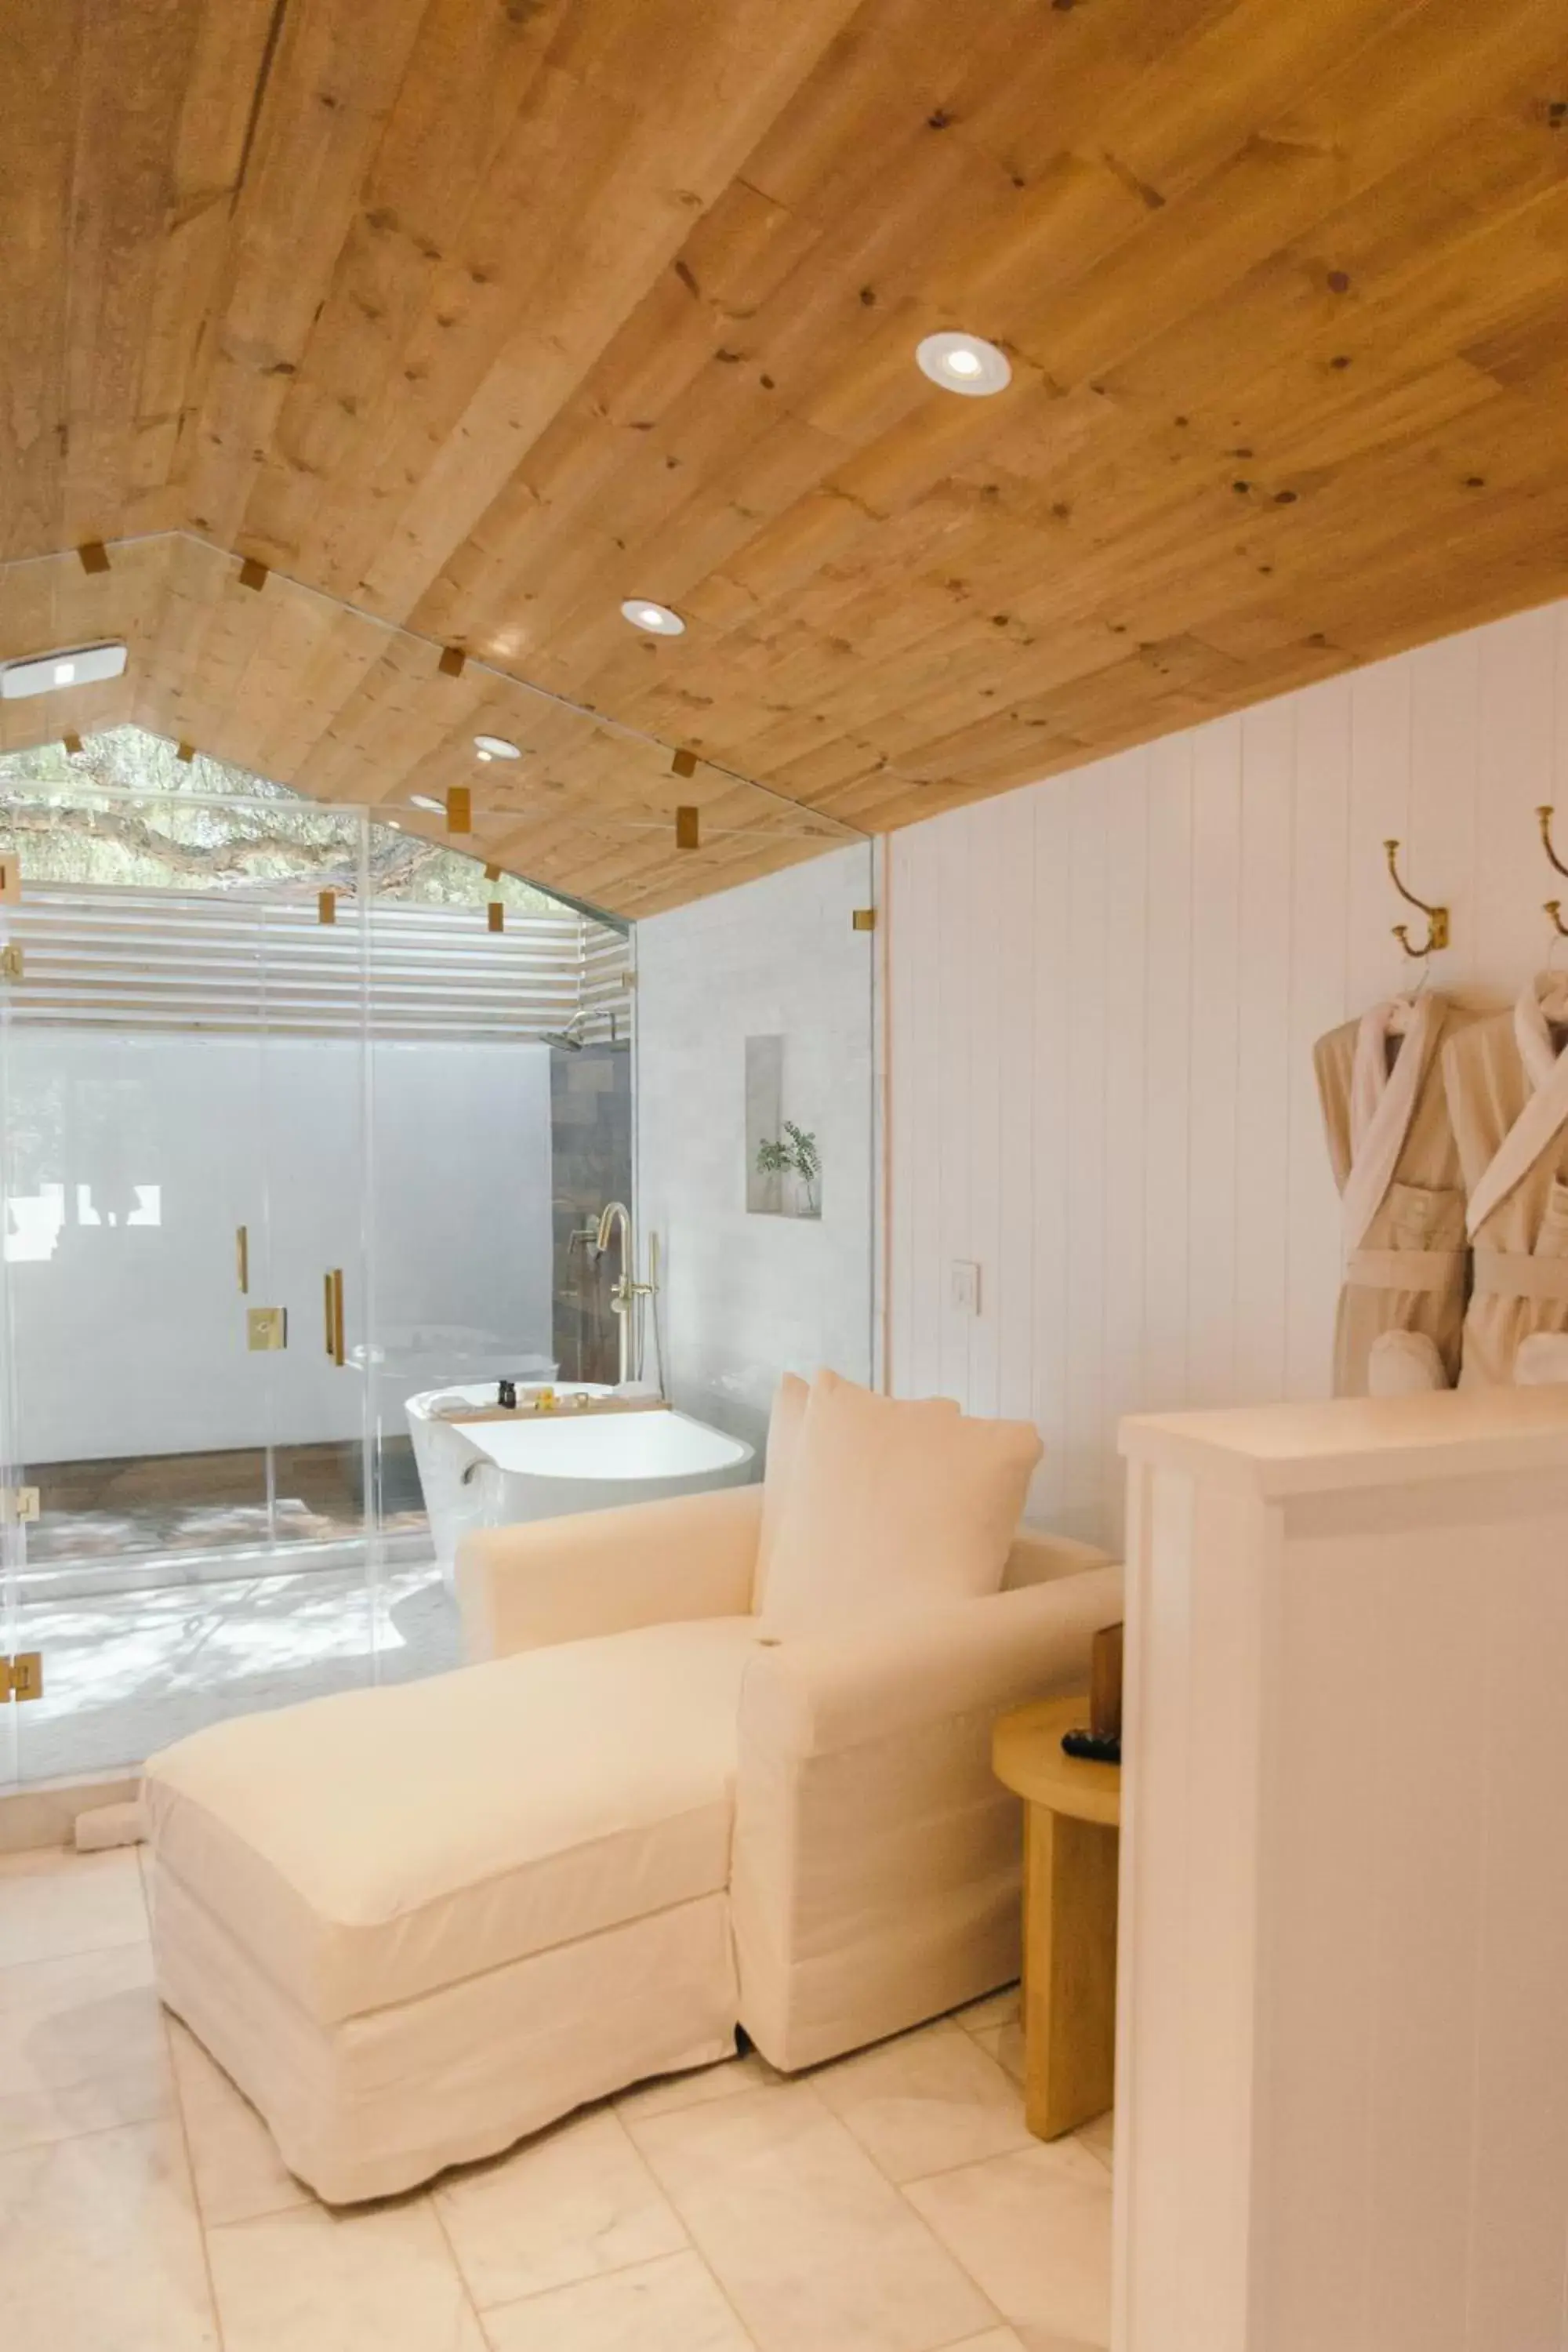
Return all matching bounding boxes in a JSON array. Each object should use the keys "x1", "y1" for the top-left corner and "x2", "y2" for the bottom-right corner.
[
  {"x1": 0, "y1": 1653, "x2": 43, "y2": 1702},
  {"x1": 1, "y1": 1486, "x2": 39, "y2": 1523},
  {"x1": 0, "y1": 944, "x2": 23, "y2": 981}
]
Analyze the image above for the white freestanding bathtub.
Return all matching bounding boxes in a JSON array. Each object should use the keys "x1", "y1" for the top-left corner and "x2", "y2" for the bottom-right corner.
[{"x1": 405, "y1": 1382, "x2": 756, "y2": 1586}]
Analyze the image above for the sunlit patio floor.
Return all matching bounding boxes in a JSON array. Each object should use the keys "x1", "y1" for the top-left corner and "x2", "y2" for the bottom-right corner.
[{"x1": 4, "y1": 1556, "x2": 461, "y2": 1785}]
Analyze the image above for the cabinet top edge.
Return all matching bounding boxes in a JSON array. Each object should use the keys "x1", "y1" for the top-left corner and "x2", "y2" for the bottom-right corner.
[{"x1": 1119, "y1": 1389, "x2": 1568, "y2": 1499}]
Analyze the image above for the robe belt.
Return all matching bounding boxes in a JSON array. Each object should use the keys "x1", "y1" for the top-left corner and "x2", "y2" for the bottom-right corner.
[
  {"x1": 1470, "y1": 1250, "x2": 1568, "y2": 1303},
  {"x1": 1345, "y1": 1247, "x2": 1464, "y2": 1294}
]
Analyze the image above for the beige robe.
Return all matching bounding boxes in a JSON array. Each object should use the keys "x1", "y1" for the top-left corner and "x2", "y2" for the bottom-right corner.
[
  {"x1": 1444, "y1": 976, "x2": 1568, "y2": 1388},
  {"x1": 1315, "y1": 994, "x2": 1469, "y2": 1396}
]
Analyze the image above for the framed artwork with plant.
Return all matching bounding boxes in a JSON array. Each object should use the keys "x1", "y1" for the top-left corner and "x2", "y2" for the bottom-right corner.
[
  {"x1": 756, "y1": 1120, "x2": 821, "y2": 1219},
  {"x1": 745, "y1": 1034, "x2": 822, "y2": 1220}
]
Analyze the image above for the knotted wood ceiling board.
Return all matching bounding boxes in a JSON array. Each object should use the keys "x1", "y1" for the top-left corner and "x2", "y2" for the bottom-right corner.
[{"x1": 6, "y1": 0, "x2": 1568, "y2": 911}]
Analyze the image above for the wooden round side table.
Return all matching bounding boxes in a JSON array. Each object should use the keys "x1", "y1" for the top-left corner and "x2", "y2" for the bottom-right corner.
[{"x1": 992, "y1": 1694, "x2": 1121, "y2": 2142}]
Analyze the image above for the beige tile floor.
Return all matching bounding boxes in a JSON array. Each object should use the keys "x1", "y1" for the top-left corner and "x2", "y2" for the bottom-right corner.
[{"x1": 0, "y1": 1846, "x2": 1114, "y2": 2352}]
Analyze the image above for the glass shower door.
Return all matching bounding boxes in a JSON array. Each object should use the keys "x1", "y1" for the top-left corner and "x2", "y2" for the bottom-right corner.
[
  {"x1": 0, "y1": 856, "x2": 22, "y2": 1789},
  {"x1": 238, "y1": 819, "x2": 388, "y2": 1709},
  {"x1": 0, "y1": 844, "x2": 275, "y2": 1784},
  {"x1": 0, "y1": 782, "x2": 380, "y2": 1787}
]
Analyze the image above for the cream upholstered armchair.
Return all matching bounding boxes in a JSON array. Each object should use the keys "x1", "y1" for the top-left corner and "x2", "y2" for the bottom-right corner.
[
  {"x1": 459, "y1": 1470, "x2": 1121, "y2": 2074},
  {"x1": 143, "y1": 1374, "x2": 1120, "y2": 2205}
]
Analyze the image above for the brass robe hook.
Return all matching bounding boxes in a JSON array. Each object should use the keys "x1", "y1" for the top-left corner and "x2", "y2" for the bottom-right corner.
[
  {"x1": 1537, "y1": 808, "x2": 1568, "y2": 934},
  {"x1": 1384, "y1": 838, "x2": 1450, "y2": 957}
]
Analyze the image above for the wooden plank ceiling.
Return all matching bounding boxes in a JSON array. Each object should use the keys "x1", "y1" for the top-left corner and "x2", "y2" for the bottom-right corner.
[{"x1": 5, "y1": 0, "x2": 1568, "y2": 916}]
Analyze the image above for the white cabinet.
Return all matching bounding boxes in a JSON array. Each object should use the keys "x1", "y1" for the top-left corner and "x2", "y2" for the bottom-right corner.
[{"x1": 1115, "y1": 1390, "x2": 1568, "y2": 2352}]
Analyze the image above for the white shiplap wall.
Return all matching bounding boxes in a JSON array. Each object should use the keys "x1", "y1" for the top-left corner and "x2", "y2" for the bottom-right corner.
[{"x1": 887, "y1": 593, "x2": 1568, "y2": 1547}]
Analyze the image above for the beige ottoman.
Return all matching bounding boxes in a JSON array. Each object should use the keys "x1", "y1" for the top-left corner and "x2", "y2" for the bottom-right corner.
[{"x1": 143, "y1": 1617, "x2": 753, "y2": 2202}]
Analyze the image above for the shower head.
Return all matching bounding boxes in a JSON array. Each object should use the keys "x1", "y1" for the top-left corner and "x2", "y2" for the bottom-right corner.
[{"x1": 541, "y1": 1008, "x2": 590, "y2": 1051}]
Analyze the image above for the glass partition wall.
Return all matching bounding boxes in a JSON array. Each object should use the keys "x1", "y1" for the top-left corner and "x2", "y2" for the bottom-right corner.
[{"x1": 0, "y1": 737, "x2": 631, "y2": 1788}]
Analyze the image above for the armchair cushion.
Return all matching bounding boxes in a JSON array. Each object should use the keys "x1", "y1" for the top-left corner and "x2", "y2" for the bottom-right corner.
[
  {"x1": 145, "y1": 1615, "x2": 759, "y2": 2027},
  {"x1": 755, "y1": 1374, "x2": 964, "y2": 1611},
  {"x1": 743, "y1": 1566, "x2": 1125, "y2": 1760},
  {"x1": 458, "y1": 1483, "x2": 761, "y2": 1661},
  {"x1": 732, "y1": 1562, "x2": 1124, "y2": 2070},
  {"x1": 760, "y1": 1371, "x2": 1041, "y2": 1632},
  {"x1": 753, "y1": 1371, "x2": 808, "y2": 1606}
]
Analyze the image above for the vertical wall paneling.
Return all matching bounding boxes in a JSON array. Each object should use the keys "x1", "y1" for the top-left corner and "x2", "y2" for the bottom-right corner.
[
  {"x1": 1345, "y1": 657, "x2": 1414, "y2": 1015},
  {"x1": 888, "y1": 837, "x2": 912, "y2": 1392},
  {"x1": 892, "y1": 828, "x2": 913, "y2": 1397},
  {"x1": 1063, "y1": 782, "x2": 1109, "y2": 1534},
  {"x1": 888, "y1": 591, "x2": 1568, "y2": 1545},
  {"x1": 994, "y1": 788, "x2": 1037, "y2": 1429},
  {"x1": 1551, "y1": 606, "x2": 1568, "y2": 880},
  {"x1": 1029, "y1": 783, "x2": 1073, "y2": 1526},
  {"x1": 937, "y1": 817, "x2": 973, "y2": 1405},
  {"x1": 1141, "y1": 734, "x2": 1196, "y2": 1420},
  {"x1": 1477, "y1": 606, "x2": 1559, "y2": 980},
  {"x1": 1185, "y1": 719, "x2": 1243, "y2": 1410},
  {"x1": 1283, "y1": 677, "x2": 1352, "y2": 1399},
  {"x1": 967, "y1": 806, "x2": 1004, "y2": 1421},
  {"x1": 1408, "y1": 633, "x2": 1481, "y2": 999},
  {"x1": 895, "y1": 828, "x2": 941, "y2": 1399},
  {"x1": 1086, "y1": 757, "x2": 1147, "y2": 1543},
  {"x1": 931, "y1": 818, "x2": 968, "y2": 1392},
  {"x1": 1232, "y1": 700, "x2": 1296, "y2": 1409},
  {"x1": 1099, "y1": 753, "x2": 1149, "y2": 1541}
]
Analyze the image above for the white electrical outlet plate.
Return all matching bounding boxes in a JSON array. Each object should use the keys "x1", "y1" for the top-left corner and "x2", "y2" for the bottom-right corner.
[{"x1": 950, "y1": 1260, "x2": 981, "y2": 1314}]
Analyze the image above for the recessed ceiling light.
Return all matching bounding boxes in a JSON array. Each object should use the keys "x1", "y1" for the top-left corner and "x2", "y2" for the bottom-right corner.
[
  {"x1": 916, "y1": 332, "x2": 1012, "y2": 397},
  {"x1": 0, "y1": 641, "x2": 129, "y2": 701},
  {"x1": 409, "y1": 793, "x2": 445, "y2": 814},
  {"x1": 473, "y1": 733, "x2": 521, "y2": 760},
  {"x1": 620, "y1": 599, "x2": 685, "y2": 637}
]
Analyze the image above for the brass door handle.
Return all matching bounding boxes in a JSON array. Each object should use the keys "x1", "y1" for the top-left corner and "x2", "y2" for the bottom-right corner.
[
  {"x1": 323, "y1": 1268, "x2": 345, "y2": 1367},
  {"x1": 236, "y1": 1225, "x2": 249, "y2": 1294}
]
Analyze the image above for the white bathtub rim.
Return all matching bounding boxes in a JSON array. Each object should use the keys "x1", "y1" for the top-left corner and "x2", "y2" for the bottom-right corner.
[
  {"x1": 405, "y1": 1381, "x2": 756, "y2": 1596},
  {"x1": 460, "y1": 1415, "x2": 751, "y2": 1482}
]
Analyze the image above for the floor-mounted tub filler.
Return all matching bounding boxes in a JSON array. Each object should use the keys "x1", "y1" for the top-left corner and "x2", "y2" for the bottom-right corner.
[{"x1": 405, "y1": 1381, "x2": 755, "y2": 1588}]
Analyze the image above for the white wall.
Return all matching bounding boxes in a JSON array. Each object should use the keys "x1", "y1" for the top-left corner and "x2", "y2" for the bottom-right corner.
[
  {"x1": 636, "y1": 844, "x2": 877, "y2": 1454},
  {"x1": 365, "y1": 1040, "x2": 554, "y2": 1439},
  {"x1": 7, "y1": 1035, "x2": 554, "y2": 1463},
  {"x1": 887, "y1": 593, "x2": 1568, "y2": 1547}
]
